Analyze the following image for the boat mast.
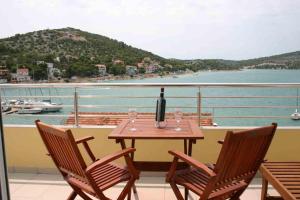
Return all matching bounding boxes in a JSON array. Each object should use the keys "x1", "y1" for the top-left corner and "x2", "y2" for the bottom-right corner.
[{"x1": 297, "y1": 88, "x2": 299, "y2": 110}]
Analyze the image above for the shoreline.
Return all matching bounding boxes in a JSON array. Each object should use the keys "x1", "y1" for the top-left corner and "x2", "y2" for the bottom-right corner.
[
  {"x1": 68, "y1": 69, "x2": 244, "y2": 83},
  {"x1": 62, "y1": 70, "x2": 197, "y2": 83},
  {"x1": 4, "y1": 68, "x2": 299, "y2": 84}
]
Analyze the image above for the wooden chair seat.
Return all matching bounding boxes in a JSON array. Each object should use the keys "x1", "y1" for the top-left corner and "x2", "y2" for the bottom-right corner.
[
  {"x1": 174, "y1": 167, "x2": 210, "y2": 194},
  {"x1": 89, "y1": 163, "x2": 132, "y2": 191},
  {"x1": 173, "y1": 167, "x2": 248, "y2": 199},
  {"x1": 67, "y1": 163, "x2": 133, "y2": 196}
]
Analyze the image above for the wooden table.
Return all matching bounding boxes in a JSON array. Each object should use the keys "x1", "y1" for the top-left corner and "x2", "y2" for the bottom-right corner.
[
  {"x1": 260, "y1": 162, "x2": 300, "y2": 200},
  {"x1": 108, "y1": 119, "x2": 204, "y2": 171}
]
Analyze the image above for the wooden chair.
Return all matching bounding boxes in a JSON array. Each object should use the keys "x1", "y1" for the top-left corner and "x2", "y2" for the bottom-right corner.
[
  {"x1": 35, "y1": 120, "x2": 139, "y2": 200},
  {"x1": 166, "y1": 123, "x2": 277, "y2": 200}
]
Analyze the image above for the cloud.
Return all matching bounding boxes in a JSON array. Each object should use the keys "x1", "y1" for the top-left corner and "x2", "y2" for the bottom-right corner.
[{"x1": 1, "y1": 0, "x2": 300, "y2": 59}]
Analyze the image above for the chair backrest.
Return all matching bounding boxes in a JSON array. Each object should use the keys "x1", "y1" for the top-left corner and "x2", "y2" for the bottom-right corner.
[
  {"x1": 35, "y1": 120, "x2": 87, "y2": 182},
  {"x1": 213, "y1": 123, "x2": 277, "y2": 187}
]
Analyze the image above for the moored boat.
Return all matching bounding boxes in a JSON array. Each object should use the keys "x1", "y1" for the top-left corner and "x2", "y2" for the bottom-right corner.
[
  {"x1": 17, "y1": 107, "x2": 43, "y2": 114},
  {"x1": 1, "y1": 102, "x2": 11, "y2": 112},
  {"x1": 291, "y1": 109, "x2": 300, "y2": 120},
  {"x1": 26, "y1": 100, "x2": 63, "y2": 112},
  {"x1": 11, "y1": 99, "x2": 63, "y2": 113},
  {"x1": 291, "y1": 89, "x2": 300, "y2": 120}
]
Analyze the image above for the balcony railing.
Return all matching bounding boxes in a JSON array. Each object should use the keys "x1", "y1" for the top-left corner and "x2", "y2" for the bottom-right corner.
[{"x1": 0, "y1": 83, "x2": 300, "y2": 127}]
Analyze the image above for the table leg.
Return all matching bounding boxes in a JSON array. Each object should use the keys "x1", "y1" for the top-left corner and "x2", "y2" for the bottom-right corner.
[
  {"x1": 131, "y1": 139, "x2": 135, "y2": 160},
  {"x1": 184, "y1": 139, "x2": 187, "y2": 154},
  {"x1": 261, "y1": 177, "x2": 268, "y2": 200},
  {"x1": 188, "y1": 139, "x2": 196, "y2": 156},
  {"x1": 116, "y1": 139, "x2": 127, "y2": 150}
]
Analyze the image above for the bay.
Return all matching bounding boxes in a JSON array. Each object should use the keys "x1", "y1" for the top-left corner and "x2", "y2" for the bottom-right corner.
[{"x1": 2, "y1": 69, "x2": 300, "y2": 126}]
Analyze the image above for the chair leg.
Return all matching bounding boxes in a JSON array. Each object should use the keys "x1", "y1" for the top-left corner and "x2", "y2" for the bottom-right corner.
[
  {"x1": 230, "y1": 187, "x2": 247, "y2": 200},
  {"x1": 133, "y1": 186, "x2": 139, "y2": 200},
  {"x1": 261, "y1": 178, "x2": 268, "y2": 200},
  {"x1": 133, "y1": 184, "x2": 137, "y2": 193},
  {"x1": 127, "y1": 188, "x2": 131, "y2": 200},
  {"x1": 185, "y1": 188, "x2": 189, "y2": 200},
  {"x1": 117, "y1": 178, "x2": 135, "y2": 200},
  {"x1": 170, "y1": 182, "x2": 184, "y2": 200},
  {"x1": 69, "y1": 184, "x2": 93, "y2": 200},
  {"x1": 67, "y1": 190, "x2": 77, "y2": 200}
]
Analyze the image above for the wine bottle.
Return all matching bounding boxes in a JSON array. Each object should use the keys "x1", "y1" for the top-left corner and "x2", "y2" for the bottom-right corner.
[{"x1": 155, "y1": 88, "x2": 166, "y2": 123}]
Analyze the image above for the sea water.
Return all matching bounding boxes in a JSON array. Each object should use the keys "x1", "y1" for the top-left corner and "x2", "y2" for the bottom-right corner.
[{"x1": 2, "y1": 69, "x2": 300, "y2": 126}]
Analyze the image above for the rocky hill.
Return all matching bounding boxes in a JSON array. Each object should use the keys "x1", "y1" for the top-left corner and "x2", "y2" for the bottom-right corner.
[
  {"x1": 0, "y1": 27, "x2": 168, "y2": 78},
  {"x1": 236, "y1": 51, "x2": 300, "y2": 69},
  {"x1": 0, "y1": 27, "x2": 165, "y2": 63},
  {"x1": 0, "y1": 27, "x2": 299, "y2": 80}
]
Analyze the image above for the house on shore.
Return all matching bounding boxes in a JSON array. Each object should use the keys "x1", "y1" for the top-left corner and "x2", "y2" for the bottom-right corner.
[
  {"x1": 113, "y1": 59, "x2": 124, "y2": 65},
  {"x1": 95, "y1": 64, "x2": 107, "y2": 76},
  {"x1": 145, "y1": 64, "x2": 159, "y2": 73},
  {"x1": 125, "y1": 65, "x2": 137, "y2": 76},
  {"x1": 11, "y1": 67, "x2": 31, "y2": 82},
  {"x1": 0, "y1": 66, "x2": 10, "y2": 83},
  {"x1": 47, "y1": 63, "x2": 61, "y2": 80},
  {"x1": 36, "y1": 60, "x2": 45, "y2": 65}
]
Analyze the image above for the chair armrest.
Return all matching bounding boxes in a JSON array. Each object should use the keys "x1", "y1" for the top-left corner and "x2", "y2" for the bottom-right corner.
[
  {"x1": 86, "y1": 148, "x2": 136, "y2": 173},
  {"x1": 75, "y1": 136, "x2": 96, "y2": 162},
  {"x1": 75, "y1": 136, "x2": 94, "y2": 144},
  {"x1": 168, "y1": 150, "x2": 216, "y2": 177}
]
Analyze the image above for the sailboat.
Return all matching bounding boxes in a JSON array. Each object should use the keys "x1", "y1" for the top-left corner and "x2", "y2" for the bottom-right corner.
[{"x1": 291, "y1": 89, "x2": 300, "y2": 120}]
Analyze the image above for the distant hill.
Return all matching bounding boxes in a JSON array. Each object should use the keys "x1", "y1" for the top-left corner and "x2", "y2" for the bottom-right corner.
[
  {"x1": 0, "y1": 27, "x2": 165, "y2": 63},
  {"x1": 0, "y1": 27, "x2": 299, "y2": 79},
  {"x1": 182, "y1": 51, "x2": 300, "y2": 70},
  {"x1": 236, "y1": 51, "x2": 300, "y2": 69},
  {"x1": 0, "y1": 27, "x2": 169, "y2": 78}
]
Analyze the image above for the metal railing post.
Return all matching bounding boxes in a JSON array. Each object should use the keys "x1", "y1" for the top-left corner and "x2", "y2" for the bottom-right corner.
[
  {"x1": 0, "y1": 94, "x2": 11, "y2": 200},
  {"x1": 197, "y1": 88, "x2": 201, "y2": 127},
  {"x1": 74, "y1": 88, "x2": 79, "y2": 127}
]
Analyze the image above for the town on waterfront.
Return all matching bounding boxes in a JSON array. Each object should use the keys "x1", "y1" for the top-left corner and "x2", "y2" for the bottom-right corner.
[{"x1": 1, "y1": 28, "x2": 300, "y2": 84}]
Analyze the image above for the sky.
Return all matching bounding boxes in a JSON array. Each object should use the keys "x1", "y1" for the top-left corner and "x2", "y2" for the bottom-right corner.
[{"x1": 0, "y1": 0, "x2": 300, "y2": 60}]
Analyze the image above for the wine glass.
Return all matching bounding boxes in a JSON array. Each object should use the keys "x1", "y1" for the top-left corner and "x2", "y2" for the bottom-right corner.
[
  {"x1": 128, "y1": 108, "x2": 137, "y2": 131},
  {"x1": 174, "y1": 108, "x2": 183, "y2": 131}
]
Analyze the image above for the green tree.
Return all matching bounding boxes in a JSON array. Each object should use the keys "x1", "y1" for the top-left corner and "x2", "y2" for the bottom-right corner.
[
  {"x1": 109, "y1": 65, "x2": 125, "y2": 75},
  {"x1": 32, "y1": 63, "x2": 48, "y2": 80},
  {"x1": 138, "y1": 67, "x2": 145, "y2": 74}
]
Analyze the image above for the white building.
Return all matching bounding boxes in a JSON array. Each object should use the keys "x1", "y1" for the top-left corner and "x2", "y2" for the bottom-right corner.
[
  {"x1": 145, "y1": 65, "x2": 159, "y2": 73},
  {"x1": 47, "y1": 63, "x2": 54, "y2": 79},
  {"x1": 36, "y1": 61, "x2": 45, "y2": 65},
  {"x1": 47, "y1": 63, "x2": 61, "y2": 80},
  {"x1": 95, "y1": 64, "x2": 107, "y2": 76},
  {"x1": 0, "y1": 66, "x2": 9, "y2": 83},
  {"x1": 11, "y1": 67, "x2": 31, "y2": 82},
  {"x1": 126, "y1": 66, "x2": 137, "y2": 76}
]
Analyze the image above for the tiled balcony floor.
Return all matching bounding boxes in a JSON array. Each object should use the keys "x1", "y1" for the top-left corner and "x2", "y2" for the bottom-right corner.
[{"x1": 9, "y1": 172, "x2": 280, "y2": 200}]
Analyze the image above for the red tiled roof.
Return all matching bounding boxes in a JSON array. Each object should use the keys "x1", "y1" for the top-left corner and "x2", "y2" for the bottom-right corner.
[{"x1": 65, "y1": 112, "x2": 213, "y2": 126}]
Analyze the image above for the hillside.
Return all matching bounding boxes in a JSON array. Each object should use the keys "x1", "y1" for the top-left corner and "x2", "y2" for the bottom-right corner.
[
  {"x1": 183, "y1": 51, "x2": 300, "y2": 70},
  {"x1": 0, "y1": 27, "x2": 299, "y2": 80},
  {"x1": 0, "y1": 27, "x2": 168, "y2": 78},
  {"x1": 236, "y1": 51, "x2": 300, "y2": 69}
]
